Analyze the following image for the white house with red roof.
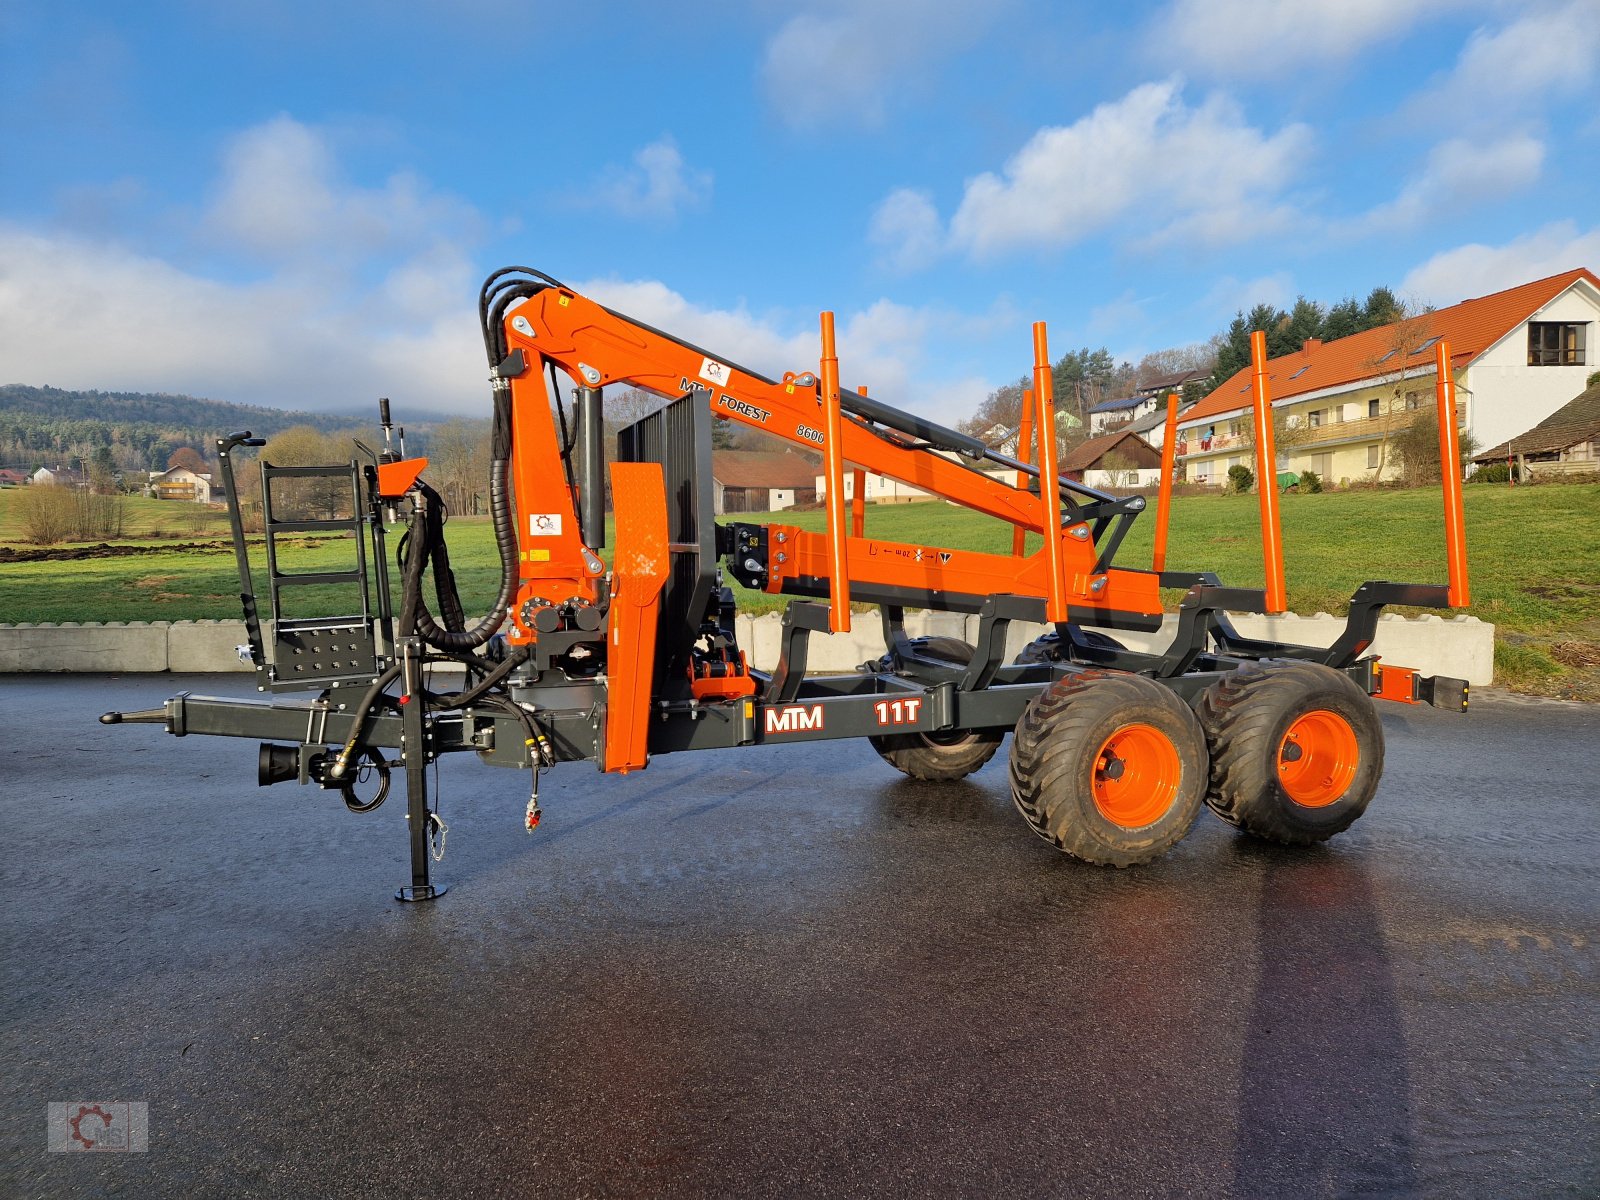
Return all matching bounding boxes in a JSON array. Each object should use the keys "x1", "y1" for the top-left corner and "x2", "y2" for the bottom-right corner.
[{"x1": 1176, "y1": 269, "x2": 1600, "y2": 486}]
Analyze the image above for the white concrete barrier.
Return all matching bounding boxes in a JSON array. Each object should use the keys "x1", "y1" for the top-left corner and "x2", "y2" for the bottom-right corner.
[
  {"x1": 166, "y1": 620, "x2": 254, "y2": 673},
  {"x1": 0, "y1": 609, "x2": 1496, "y2": 685},
  {"x1": 733, "y1": 609, "x2": 1496, "y2": 686},
  {"x1": 0, "y1": 622, "x2": 172, "y2": 673}
]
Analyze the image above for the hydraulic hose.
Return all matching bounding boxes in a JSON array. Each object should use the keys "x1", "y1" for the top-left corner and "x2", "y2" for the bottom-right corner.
[
  {"x1": 329, "y1": 271, "x2": 560, "y2": 779},
  {"x1": 428, "y1": 643, "x2": 532, "y2": 709},
  {"x1": 393, "y1": 381, "x2": 518, "y2": 653},
  {"x1": 405, "y1": 455, "x2": 517, "y2": 652},
  {"x1": 327, "y1": 663, "x2": 402, "y2": 781}
]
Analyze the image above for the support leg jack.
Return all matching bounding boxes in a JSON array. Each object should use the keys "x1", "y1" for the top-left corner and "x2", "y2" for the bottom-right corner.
[{"x1": 394, "y1": 638, "x2": 447, "y2": 903}]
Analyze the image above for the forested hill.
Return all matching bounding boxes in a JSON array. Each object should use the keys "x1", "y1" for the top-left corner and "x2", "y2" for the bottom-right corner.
[{"x1": 0, "y1": 384, "x2": 461, "y2": 471}]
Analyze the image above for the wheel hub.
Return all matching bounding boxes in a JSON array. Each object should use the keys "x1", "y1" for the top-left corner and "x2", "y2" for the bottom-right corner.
[
  {"x1": 1091, "y1": 723, "x2": 1180, "y2": 829},
  {"x1": 1277, "y1": 709, "x2": 1360, "y2": 808}
]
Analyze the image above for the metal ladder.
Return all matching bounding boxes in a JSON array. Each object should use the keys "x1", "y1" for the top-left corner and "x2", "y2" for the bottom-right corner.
[{"x1": 259, "y1": 461, "x2": 383, "y2": 690}]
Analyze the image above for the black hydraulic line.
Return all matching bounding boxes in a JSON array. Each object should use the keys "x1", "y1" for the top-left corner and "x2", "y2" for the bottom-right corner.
[
  {"x1": 408, "y1": 481, "x2": 467, "y2": 633},
  {"x1": 406, "y1": 457, "x2": 518, "y2": 652},
  {"x1": 429, "y1": 644, "x2": 532, "y2": 710},
  {"x1": 381, "y1": 347, "x2": 518, "y2": 655},
  {"x1": 480, "y1": 267, "x2": 563, "y2": 367},
  {"x1": 838, "y1": 388, "x2": 989, "y2": 459},
  {"x1": 549, "y1": 363, "x2": 575, "y2": 461},
  {"x1": 327, "y1": 663, "x2": 402, "y2": 780}
]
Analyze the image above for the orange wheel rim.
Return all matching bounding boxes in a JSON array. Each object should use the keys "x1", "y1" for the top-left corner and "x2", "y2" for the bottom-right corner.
[
  {"x1": 1091, "y1": 723, "x2": 1181, "y2": 829},
  {"x1": 1277, "y1": 710, "x2": 1359, "y2": 808}
]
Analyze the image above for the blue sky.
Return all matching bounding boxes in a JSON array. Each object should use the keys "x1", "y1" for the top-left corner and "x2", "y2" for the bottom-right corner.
[{"x1": 2, "y1": 0, "x2": 1597, "y2": 425}]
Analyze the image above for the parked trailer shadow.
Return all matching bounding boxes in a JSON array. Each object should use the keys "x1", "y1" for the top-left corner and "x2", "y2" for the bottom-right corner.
[{"x1": 1232, "y1": 840, "x2": 1417, "y2": 1197}]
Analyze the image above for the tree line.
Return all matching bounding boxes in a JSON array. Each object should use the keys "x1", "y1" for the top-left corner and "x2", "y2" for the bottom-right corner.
[{"x1": 0, "y1": 384, "x2": 458, "y2": 477}]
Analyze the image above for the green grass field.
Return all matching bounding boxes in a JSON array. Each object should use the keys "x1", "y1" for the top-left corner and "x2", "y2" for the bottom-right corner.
[{"x1": 2, "y1": 484, "x2": 1596, "y2": 694}]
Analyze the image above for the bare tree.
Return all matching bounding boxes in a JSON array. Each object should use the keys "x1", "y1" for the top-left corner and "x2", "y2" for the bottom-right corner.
[
  {"x1": 1241, "y1": 406, "x2": 1314, "y2": 466},
  {"x1": 1099, "y1": 448, "x2": 1141, "y2": 488},
  {"x1": 1364, "y1": 305, "x2": 1436, "y2": 480},
  {"x1": 1131, "y1": 343, "x2": 1216, "y2": 393},
  {"x1": 234, "y1": 426, "x2": 358, "y2": 523},
  {"x1": 1390, "y1": 413, "x2": 1480, "y2": 486},
  {"x1": 430, "y1": 419, "x2": 491, "y2": 516}
]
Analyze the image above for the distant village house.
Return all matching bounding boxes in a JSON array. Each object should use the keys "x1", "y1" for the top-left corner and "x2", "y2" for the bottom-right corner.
[
  {"x1": 1175, "y1": 268, "x2": 1600, "y2": 487},
  {"x1": 147, "y1": 465, "x2": 214, "y2": 502},
  {"x1": 1061, "y1": 430, "x2": 1164, "y2": 489},
  {"x1": 30, "y1": 466, "x2": 88, "y2": 489},
  {"x1": 712, "y1": 451, "x2": 817, "y2": 514},
  {"x1": 1473, "y1": 379, "x2": 1600, "y2": 480}
]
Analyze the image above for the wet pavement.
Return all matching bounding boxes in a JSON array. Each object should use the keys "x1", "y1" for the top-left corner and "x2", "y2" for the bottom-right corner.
[{"x1": 2, "y1": 673, "x2": 1596, "y2": 1198}]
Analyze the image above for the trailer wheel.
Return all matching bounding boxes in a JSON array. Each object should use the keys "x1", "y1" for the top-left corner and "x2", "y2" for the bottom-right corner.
[
  {"x1": 1015, "y1": 629, "x2": 1124, "y2": 665},
  {"x1": 1196, "y1": 661, "x2": 1384, "y2": 845},
  {"x1": 869, "y1": 637, "x2": 1003, "y2": 781},
  {"x1": 1009, "y1": 672, "x2": 1206, "y2": 866}
]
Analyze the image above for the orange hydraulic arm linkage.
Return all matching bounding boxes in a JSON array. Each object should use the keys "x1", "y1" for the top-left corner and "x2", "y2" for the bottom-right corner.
[{"x1": 493, "y1": 281, "x2": 1162, "y2": 644}]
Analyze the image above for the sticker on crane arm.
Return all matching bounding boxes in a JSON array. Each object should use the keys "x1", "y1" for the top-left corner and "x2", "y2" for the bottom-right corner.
[
  {"x1": 699, "y1": 357, "x2": 732, "y2": 388},
  {"x1": 529, "y1": 514, "x2": 563, "y2": 536}
]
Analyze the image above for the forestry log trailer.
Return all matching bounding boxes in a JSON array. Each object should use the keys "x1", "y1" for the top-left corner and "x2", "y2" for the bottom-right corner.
[{"x1": 103, "y1": 267, "x2": 1472, "y2": 900}]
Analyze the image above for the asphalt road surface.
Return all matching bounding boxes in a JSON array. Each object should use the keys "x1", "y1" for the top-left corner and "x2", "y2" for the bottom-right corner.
[{"x1": 3, "y1": 674, "x2": 1596, "y2": 1198}]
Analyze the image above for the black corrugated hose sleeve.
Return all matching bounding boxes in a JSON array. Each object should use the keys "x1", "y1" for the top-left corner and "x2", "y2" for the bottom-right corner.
[
  {"x1": 407, "y1": 456, "x2": 517, "y2": 651},
  {"x1": 417, "y1": 481, "x2": 467, "y2": 633},
  {"x1": 399, "y1": 388, "x2": 517, "y2": 652},
  {"x1": 396, "y1": 502, "x2": 429, "y2": 639}
]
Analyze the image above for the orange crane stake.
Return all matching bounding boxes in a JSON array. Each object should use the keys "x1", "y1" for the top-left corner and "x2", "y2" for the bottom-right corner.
[
  {"x1": 852, "y1": 386, "x2": 868, "y2": 539},
  {"x1": 1032, "y1": 325, "x2": 1069, "y2": 624},
  {"x1": 819, "y1": 312, "x2": 851, "y2": 633},
  {"x1": 1434, "y1": 340, "x2": 1471, "y2": 606},
  {"x1": 1011, "y1": 387, "x2": 1036, "y2": 557},
  {"x1": 1153, "y1": 392, "x2": 1180, "y2": 573},
  {"x1": 1249, "y1": 330, "x2": 1287, "y2": 614}
]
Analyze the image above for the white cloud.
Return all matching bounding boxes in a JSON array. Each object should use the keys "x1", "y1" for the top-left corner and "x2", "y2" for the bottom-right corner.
[
  {"x1": 868, "y1": 188, "x2": 944, "y2": 272},
  {"x1": 1198, "y1": 272, "x2": 1295, "y2": 317},
  {"x1": 0, "y1": 112, "x2": 1015, "y2": 429},
  {"x1": 1416, "y1": 1, "x2": 1600, "y2": 119},
  {"x1": 1135, "y1": 201, "x2": 1301, "y2": 254},
  {"x1": 1399, "y1": 221, "x2": 1600, "y2": 304},
  {"x1": 204, "y1": 114, "x2": 480, "y2": 267},
  {"x1": 761, "y1": 0, "x2": 1004, "y2": 130},
  {"x1": 0, "y1": 115, "x2": 491, "y2": 412},
  {"x1": 1349, "y1": 134, "x2": 1545, "y2": 233},
  {"x1": 0, "y1": 221, "x2": 486, "y2": 411},
  {"x1": 1087, "y1": 292, "x2": 1147, "y2": 337},
  {"x1": 592, "y1": 136, "x2": 712, "y2": 221},
  {"x1": 894, "y1": 79, "x2": 1310, "y2": 262},
  {"x1": 1152, "y1": 0, "x2": 1465, "y2": 78}
]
